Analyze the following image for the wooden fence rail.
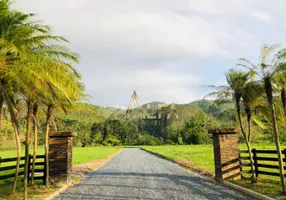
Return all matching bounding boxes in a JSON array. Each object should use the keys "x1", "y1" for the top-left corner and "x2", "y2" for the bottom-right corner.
[
  {"x1": 239, "y1": 149, "x2": 286, "y2": 178},
  {"x1": 0, "y1": 154, "x2": 46, "y2": 184}
]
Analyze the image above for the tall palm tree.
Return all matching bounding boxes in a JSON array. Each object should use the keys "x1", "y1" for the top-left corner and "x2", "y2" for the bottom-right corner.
[
  {"x1": 241, "y1": 81, "x2": 264, "y2": 143},
  {"x1": 238, "y1": 44, "x2": 286, "y2": 192},
  {"x1": 275, "y1": 73, "x2": 286, "y2": 116},
  {"x1": 0, "y1": 1, "x2": 84, "y2": 197},
  {"x1": 206, "y1": 69, "x2": 256, "y2": 182}
]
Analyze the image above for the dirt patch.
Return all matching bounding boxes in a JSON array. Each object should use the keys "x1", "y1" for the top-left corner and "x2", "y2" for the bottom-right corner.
[{"x1": 174, "y1": 158, "x2": 215, "y2": 179}]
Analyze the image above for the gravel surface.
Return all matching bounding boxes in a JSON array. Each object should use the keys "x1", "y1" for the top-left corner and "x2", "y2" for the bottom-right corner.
[{"x1": 56, "y1": 148, "x2": 254, "y2": 200}]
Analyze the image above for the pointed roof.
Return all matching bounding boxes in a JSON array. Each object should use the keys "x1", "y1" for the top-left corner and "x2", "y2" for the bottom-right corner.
[
  {"x1": 125, "y1": 90, "x2": 145, "y2": 119},
  {"x1": 167, "y1": 104, "x2": 179, "y2": 119}
]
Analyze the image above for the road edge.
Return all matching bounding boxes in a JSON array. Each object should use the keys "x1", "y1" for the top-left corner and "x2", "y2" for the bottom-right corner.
[
  {"x1": 140, "y1": 147, "x2": 275, "y2": 200},
  {"x1": 44, "y1": 148, "x2": 123, "y2": 200},
  {"x1": 224, "y1": 181, "x2": 275, "y2": 200},
  {"x1": 43, "y1": 184, "x2": 71, "y2": 200}
]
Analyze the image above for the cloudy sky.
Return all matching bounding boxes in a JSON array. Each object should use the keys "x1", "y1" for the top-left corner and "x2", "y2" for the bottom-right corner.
[{"x1": 13, "y1": 0, "x2": 286, "y2": 107}]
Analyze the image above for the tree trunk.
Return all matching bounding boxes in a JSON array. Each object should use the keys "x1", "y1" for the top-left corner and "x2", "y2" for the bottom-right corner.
[
  {"x1": 53, "y1": 117, "x2": 58, "y2": 131},
  {"x1": 265, "y1": 77, "x2": 285, "y2": 193},
  {"x1": 0, "y1": 94, "x2": 4, "y2": 130},
  {"x1": 12, "y1": 123, "x2": 21, "y2": 193},
  {"x1": 5, "y1": 94, "x2": 21, "y2": 193},
  {"x1": 281, "y1": 88, "x2": 286, "y2": 116},
  {"x1": 44, "y1": 104, "x2": 54, "y2": 187},
  {"x1": 24, "y1": 101, "x2": 33, "y2": 200},
  {"x1": 245, "y1": 106, "x2": 252, "y2": 143},
  {"x1": 31, "y1": 103, "x2": 38, "y2": 184},
  {"x1": 236, "y1": 98, "x2": 256, "y2": 182}
]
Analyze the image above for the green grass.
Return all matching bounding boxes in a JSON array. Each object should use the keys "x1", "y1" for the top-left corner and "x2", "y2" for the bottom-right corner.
[
  {"x1": 0, "y1": 146, "x2": 120, "y2": 199},
  {"x1": 72, "y1": 146, "x2": 120, "y2": 165},
  {"x1": 0, "y1": 146, "x2": 120, "y2": 164},
  {"x1": 141, "y1": 144, "x2": 285, "y2": 198},
  {"x1": 142, "y1": 145, "x2": 214, "y2": 172}
]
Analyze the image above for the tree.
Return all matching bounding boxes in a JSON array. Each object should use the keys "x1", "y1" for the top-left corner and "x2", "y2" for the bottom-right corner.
[
  {"x1": 241, "y1": 81, "x2": 264, "y2": 143},
  {"x1": 0, "y1": 1, "x2": 84, "y2": 197},
  {"x1": 238, "y1": 44, "x2": 286, "y2": 192},
  {"x1": 206, "y1": 69, "x2": 256, "y2": 182}
]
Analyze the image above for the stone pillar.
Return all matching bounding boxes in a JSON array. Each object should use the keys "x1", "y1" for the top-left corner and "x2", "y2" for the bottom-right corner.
[
  {"x1": 209, "y1": 128, "x2": 241, "y2": 182},
  {"x1": 49, "y1": 131, "x2": 77, "y2": 184}
]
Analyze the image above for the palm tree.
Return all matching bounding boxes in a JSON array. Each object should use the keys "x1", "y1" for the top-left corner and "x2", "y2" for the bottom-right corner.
[
  {"x1": 241, "y1": 81, "x2": 264, "y2": 143},
  {"x1": 206, "y1": 69, "x2": 256, "y2": 182},
  {"x1": 275, "y1": 74, "x2": 286, "y2": 116},
  {"x1": 31, "y1": 102, "x2": 39, "y2": 184},
  {"x1": 0, "y1": 1, "x2": 84, "y2": 197},
  {"x1": 238, "y1": 44, "x2": 286, "y2": 192}
]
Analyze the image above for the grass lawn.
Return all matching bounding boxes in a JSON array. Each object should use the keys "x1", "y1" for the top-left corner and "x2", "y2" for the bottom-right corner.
[
  {"x1": 142, "y1": 145, "x2": 214, "y2": 172},
  {"x1": 0, "y1": 146, "x2": 120, "y2": 200},
  {"x1": 141, "y1": 144, "x2": 284, "y2": 199}
]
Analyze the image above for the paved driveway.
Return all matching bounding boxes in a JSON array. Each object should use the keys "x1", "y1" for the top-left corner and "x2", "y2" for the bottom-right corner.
[{"x1": 56, "y1": 148, "x2": 254, "y2": 200}]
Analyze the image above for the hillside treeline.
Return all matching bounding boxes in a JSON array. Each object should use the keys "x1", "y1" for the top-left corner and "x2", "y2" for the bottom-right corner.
[{"x1": 2, "y1": 98, "x2": 286, "y2": 148}]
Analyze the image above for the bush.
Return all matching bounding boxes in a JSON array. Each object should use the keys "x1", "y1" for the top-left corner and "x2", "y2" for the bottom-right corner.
[{"x1": 102, "y1": 135, "x2": 120, "y2": 146}]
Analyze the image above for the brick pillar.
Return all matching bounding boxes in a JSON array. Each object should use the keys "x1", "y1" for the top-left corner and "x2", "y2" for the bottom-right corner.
[
  {"x1": 209, "y1": 128, "x2": 241, "y2": 182},
  {"x1": 49, "y1": 131, "x2": 77, "y2": 184}
]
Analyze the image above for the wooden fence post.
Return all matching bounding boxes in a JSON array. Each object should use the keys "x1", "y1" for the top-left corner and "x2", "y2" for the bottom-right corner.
[
  {"x1": 28, "y1": 154, "x2": 32, "y2": 182},
  {"x1": 252, "y1": 148, "x2": 258, "y2": 178},
  {"x1": 43, "y1": 154, "x2": 47, "y2": 185},
  {"x1": 239, "y1": 151, "x2": 242, "y2": 173},
  {"x1": 284, "y1": 149, "x2": 286, "y2": 176}
]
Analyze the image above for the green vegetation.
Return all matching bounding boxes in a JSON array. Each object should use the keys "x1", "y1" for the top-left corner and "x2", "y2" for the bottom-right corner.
[
  {"x1": 0, "y1": 0, "x2": 85, "y2": 197},
  {"x1": 0, "y1": 0, "x2": 285, "y2": 197},
  {"x1": 0, "y1": 146, "x2": 119, "y2": 164},
  {"x1": 142, "y1": 145, "x2": 214, "y2": 172},
  {"x1": 141, "y1": 145, "x2": 283, "y2": 197},
  {"x1": 0, "y1": 146, "x2": 120, "y2": 199},
  {"x1": 72, "y1": 147, "x2": 120, "y2": 165},
  {"x1": 207, "y1": 44, "x2": 286, "y2": 192}
]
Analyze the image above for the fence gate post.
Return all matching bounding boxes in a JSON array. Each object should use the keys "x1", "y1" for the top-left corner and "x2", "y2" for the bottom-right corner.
[
  {"x1": 209, "y1": 128, "x2": 241, "y2": 182},
  {"x1": 49, "y1": 131, "x2": 77, "y2": 185},
  {"x1": 43, "y1": 155, "x2": 46, "y2": 185},
  {"x1": 252, "y1": 148, "x2": 258, "y2": 178}
]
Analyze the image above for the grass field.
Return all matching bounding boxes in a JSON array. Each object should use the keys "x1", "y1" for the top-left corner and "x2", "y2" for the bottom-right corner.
[
  {"x1": 142, "y1": 145, "x2": 214, "y2": 172},
  {"x1": 0, "y1": 146, "x2": 120, "y2": 165},
  {"x1": 141, "y1": 144, "x2": 284, "y2": 198},
  {"x1": 0, "y1": 146, "x2": 120, "y2": 200},
  {"x1": 1, "y1": 144, "x2": 285, "y2": 198}
]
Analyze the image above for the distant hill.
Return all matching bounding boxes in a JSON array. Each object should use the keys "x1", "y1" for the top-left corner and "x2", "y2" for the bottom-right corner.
[{"x1": 188, "y1": 99, "x2": 234, "y2": 118}]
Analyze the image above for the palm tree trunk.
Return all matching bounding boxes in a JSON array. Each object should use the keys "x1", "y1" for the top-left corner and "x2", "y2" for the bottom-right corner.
[
  {"x1": 44, "y1": 104, "x2": 54, "y2": 187},
  {"x1": 53, "y1": 117, "x2": 58, "y2": 131},
  {"x1": 31, "y1": 103, "x2": 38, "y2": 185},
  {"x1": 245, "y1": 109, "x2": 255, "y2": 182},
  {"x1": 5, "y1": 94, "x2": 21, "y2": 193},
  {"x1": 11, "y1": 123, "x2": 21, "y2": 193},
  {"x1": 24, "y1": 101, "x2": 33, "y2": 200},
  {"x1": 0, "y1": 94, "x2": 4, "y2": 130},
  {"x1": 245, "y1": 106, "x2": 252, "y2": 143},
  {"x1": 265, "y1": 78, "x2": 285, "y2": 193},
  {"x1": 236, "y1": 98, "x2": 256, "y2": 182},
  {"x1": 281, "y1": 88, "x2": 286, "y2": 116}
]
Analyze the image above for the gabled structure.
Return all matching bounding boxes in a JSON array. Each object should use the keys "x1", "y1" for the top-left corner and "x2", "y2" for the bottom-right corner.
[
  {"x1": 167, "y1": 104, "x2": 179, "y2": 119},
  {"x1": 125, "y1": 91, "x2": 145, "y2": 119}
]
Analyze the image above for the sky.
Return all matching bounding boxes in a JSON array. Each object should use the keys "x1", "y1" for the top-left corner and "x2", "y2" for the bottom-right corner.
[{"x1": 13, "y1": 0, "x2": 286, "y2": 108}]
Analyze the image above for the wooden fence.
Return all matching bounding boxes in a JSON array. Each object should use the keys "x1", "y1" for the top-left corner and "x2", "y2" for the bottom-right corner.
[
  {"x1": 0, "y1": 154, "x2": 46, "y2": 184},
  {"x1": 239, "y1": 149, "x2": 286, "y2": 178}
]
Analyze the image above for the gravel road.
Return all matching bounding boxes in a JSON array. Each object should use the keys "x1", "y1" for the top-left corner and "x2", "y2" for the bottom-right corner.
[{"x1": 56, "y1": 148, "x2": 254, "y2": 200}]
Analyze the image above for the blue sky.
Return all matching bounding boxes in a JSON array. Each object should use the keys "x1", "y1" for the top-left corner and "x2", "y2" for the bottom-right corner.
[{"x1": 13, "y1": 0, "x2": 286, "y2": 108}]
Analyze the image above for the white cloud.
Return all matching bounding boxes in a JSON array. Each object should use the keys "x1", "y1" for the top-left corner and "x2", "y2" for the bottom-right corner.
[
  {"x1": 12, "y1": 0, "x2": 286, "y2": 106},
  {"x1": 253, "y1": 10, "x2": 271, "y2": 22},
  {"x1": 86, "y1": 65, "x2": 201, "y2": 106}
]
